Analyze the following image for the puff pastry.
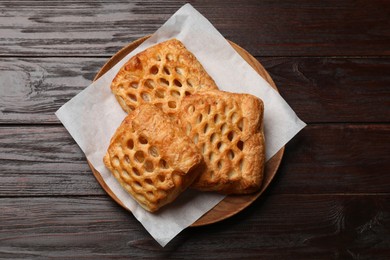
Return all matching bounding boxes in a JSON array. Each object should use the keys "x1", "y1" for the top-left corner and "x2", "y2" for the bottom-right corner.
[
  {"x1": 111, "y1": 38, "x2": 218, "y2": 116},
  {"x1": 103, "y1": 104, "x2": 202, "y2": 212},
  {"x1": 177, "y1": 90, "x2": 265, "y2": 194}
]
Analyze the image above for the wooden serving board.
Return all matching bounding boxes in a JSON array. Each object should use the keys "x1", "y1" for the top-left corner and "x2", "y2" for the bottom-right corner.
[{"x1": 90, "y1": 36, "x2": 284, "y2": 227}]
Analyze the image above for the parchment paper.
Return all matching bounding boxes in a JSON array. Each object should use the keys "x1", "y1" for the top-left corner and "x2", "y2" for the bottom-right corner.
[{"x1": 55, "y1": 4, "x2": 306, "y2": 247}]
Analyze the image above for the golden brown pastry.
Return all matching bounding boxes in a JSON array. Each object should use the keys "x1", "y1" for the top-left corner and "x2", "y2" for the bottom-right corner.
[
  {"x1": 177, "y1": 90, "x2": 265, "y2": 194},
  {"x1": 103, "y1": 103, "x2": 203, "y2": 212},
  {"x1": 111, "y1": 38, "x2": 218, "y2": 115}
]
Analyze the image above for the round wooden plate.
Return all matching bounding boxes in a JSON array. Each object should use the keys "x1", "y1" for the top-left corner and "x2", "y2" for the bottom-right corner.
[{"x1": 90, "y1": 35, "x2": 284, "y2": 227}]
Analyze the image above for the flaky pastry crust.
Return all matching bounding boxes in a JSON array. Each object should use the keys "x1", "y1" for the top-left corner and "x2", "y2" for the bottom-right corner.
[
  {"x1": 103, "y1": 104, "x2": 202, "y2": 212},
  {"x1": 177, "y1": 90, "x2": 265, "y2": 194},
  {"x1": 111, "y1": 38, "x2": 218, "y2": 116}
]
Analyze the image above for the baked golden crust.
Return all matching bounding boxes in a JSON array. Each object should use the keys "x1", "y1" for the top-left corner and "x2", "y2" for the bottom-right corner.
[
  {"x1": 177, "y1": 90, "x2": 265, "y2": 194},
  {"x1": 103, "y1": 104, "x2": 202, "y2": 212},
  {"x1": 111, "y1": 38, "x2": 218, "y2": 115}
]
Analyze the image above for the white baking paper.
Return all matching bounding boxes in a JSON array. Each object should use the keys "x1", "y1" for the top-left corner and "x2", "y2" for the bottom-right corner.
[{"x1": 55, "y1": 3, "x2": 306, "y2": 247}]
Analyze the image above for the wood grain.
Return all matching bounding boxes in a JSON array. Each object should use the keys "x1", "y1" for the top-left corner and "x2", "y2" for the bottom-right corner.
[
  {"x1": 1, "y1": 124, "x2": 389, "y2": 196},
  {"x1": 1, "y1": 57, "x2": 389, "y2": 124},
  {"x1": 271, "y1": 124, "x2": 390, "y2": 194},
  {"x1": 261, "y1": 57, "x2": 390, "y2": 123},
  {"x1": 0, "y1": 58, "x2": 106, "y2": 124},
  {"x1": 0, "y1": 195, "x2": 389, "y2": 258},
  {"x1": 0, "y1": 126, "x2": 104, "y2": 196},
  {"x1": 0, "y1": 0, "x2": 389, "y2": 57},
  {"x1": 1, "y1": 0, "x2": 389, "y2": 256}
]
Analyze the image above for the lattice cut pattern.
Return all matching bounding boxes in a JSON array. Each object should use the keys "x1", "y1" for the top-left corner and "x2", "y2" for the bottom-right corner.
[
  {"x1": 104, "y1": 104, "x2": 202, "y2": 212},
  {"x1": 178, "y1": 90, "x2": 265, "y2": 194},
  {"x1": 111, "y1": 38, "x2": 218, "y2": 116}
]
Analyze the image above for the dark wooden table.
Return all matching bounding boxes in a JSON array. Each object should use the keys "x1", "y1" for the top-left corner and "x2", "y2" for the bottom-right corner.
[{"x1": 1, "y1": 1, "x2": 389, "y2": 258}]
